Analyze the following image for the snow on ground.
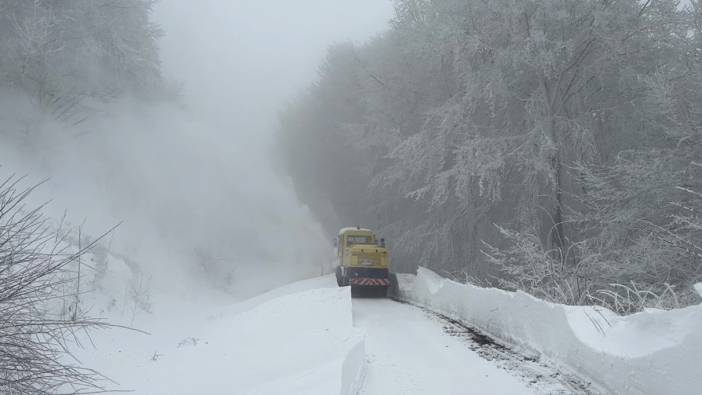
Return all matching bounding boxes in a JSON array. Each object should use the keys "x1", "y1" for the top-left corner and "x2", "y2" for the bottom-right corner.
[
  {"x1": 397, "y1": 267, "x2": 702, "y2": 395},
  {"x1": 72, "y1": 253, "x2": 554, "y2": 395},
  {"x1": 73, "y1": 256, "x2": 701, "y2": 394},
  {"x1": 74, "y1": 265, "x2": 365, "y2": 395},
  {"x1": 353, "y1": 297, "x2": 537, "y2": 395}
]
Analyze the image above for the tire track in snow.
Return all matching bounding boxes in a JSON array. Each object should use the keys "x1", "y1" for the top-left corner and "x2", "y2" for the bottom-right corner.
[
  {"x1": 353, "y1": 297, "x2": 539, "y2": 395},
  {"x1": 390, "y1": 298, "x2": 602, "y2": 395}
]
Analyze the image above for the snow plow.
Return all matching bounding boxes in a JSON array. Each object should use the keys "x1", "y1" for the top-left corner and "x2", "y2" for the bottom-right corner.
[{"x1": 335, "y1": 227, "x2": 392, "y2": 297}]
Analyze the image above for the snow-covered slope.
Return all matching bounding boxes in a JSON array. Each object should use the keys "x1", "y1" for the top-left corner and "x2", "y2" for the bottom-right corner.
[
  {"x1": 396, "y1": 268, "x2": 702, "y2": 395},
  {"x1": 74, "y1": 270, "x2": 365, "y2": 395}
]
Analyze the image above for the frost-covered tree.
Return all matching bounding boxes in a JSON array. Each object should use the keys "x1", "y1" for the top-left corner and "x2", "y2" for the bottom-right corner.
[
  {"x1": 0, "y1": 0, "x2": 163, "y2": 108},
  {"x1": 278, "y1": 0, "x2": 702, "y2": 310}
]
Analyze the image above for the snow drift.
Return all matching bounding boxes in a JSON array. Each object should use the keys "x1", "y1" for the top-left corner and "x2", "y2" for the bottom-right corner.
[
  {"x1": 396, "y1": 268, "x2": 702, "y2": 395},
  {"x1": 75, "y1": 268, "x2": 366, "y2": 395}
]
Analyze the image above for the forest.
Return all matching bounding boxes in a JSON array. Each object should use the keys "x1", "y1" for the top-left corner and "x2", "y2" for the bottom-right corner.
[
  {"x1": 0, "y1": 0, "x2": 162, "y2": 110},
  {"x1": 278, "y1": 0, "x2": 702, "y2": 312}
]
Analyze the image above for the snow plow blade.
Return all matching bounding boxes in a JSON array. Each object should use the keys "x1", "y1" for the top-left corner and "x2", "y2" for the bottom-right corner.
[{"x1": 350, "y1": 278, "x2": 390, "y2": 287}]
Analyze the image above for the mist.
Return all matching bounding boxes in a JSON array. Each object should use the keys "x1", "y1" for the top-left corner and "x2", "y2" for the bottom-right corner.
[
  {"x1": 0, "y1": 0, "x2": 394, "y2": 297},
  {"x1": 2, "y1": 1, "x2": 702, "y2": 393},
  {"x1": 157, "y1": 0, "x2": 394, "y2": 145}
]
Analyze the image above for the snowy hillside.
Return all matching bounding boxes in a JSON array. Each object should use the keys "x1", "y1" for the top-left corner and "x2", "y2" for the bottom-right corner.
[{"x1": 73, "y1": 262, "x2": 365, "y2": 395}]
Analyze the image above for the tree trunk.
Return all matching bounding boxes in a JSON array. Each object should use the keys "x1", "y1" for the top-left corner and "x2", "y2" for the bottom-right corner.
[{"x1": 542, "y1": 80, "x2": 566, "y2": 254}]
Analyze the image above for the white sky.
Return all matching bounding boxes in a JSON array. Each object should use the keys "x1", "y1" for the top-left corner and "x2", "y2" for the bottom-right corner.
[{"x1": 155, "y1": 0, "x2": 395, "y2": 143}]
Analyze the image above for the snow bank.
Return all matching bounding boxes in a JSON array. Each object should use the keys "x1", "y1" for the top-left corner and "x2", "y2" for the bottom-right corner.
[
  {"x1": 396, "y1": 268, "x2": 702, "y2": 395},
  {"x1": 77, "y1": 285, "x2": 366, "y2": 395},
  {"x1": 340, "y1": 336, "x2": 367, "y2": 395}
]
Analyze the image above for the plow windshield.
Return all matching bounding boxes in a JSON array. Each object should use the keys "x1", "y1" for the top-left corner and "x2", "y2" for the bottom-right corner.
[{"x1": 346, "y1": 235, "x2": 372, "y2": 245}]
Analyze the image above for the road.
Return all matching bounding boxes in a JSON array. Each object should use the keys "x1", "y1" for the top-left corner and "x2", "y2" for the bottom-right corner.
[{"x1": 352, "y1": 297, "x2": 538, "y2": 395}]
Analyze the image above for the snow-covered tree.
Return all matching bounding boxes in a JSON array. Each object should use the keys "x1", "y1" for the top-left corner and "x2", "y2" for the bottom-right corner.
[
  {"x1": 278, "y1": 0, "x2": 702, "y2": 310},
  {"x1": 0, "y1": 0, "x2": 163, "y2": 109}
]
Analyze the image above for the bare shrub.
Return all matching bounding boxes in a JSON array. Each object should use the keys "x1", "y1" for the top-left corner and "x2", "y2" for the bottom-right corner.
[
  {"x1": 129, "y1": 272, "x2": 152, "y2": 326},
  {"x1": 482, "y1": 225, "x2": 597, "y2": 306},
  {"x1": 588, "y1": 283, "x2": 681, "y2": 315},
  {"x1": 0, "y1": 175, "x2": 110, "y2": 394},
  {"x1": 483, "y1": 221, "x2": 696, "y2": 315}
]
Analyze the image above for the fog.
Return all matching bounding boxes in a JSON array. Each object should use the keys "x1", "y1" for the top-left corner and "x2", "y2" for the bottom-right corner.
[
  {"x1": 5, "y1": 1, "x2": 702, "y2": 393},
  {"x1": 157, "y1": 0, "x2": 394, "y2": 146},
  {"x1": 0, "y1": 0, "x2": 394, "y2": 297}
]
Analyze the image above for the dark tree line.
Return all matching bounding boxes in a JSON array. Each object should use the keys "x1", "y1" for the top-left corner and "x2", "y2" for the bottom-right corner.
[{"x1": 278, "y1": 0, "x2": 702, "y2": 312}]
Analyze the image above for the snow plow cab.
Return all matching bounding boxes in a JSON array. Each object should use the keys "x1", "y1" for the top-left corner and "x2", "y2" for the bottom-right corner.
[{"x1": 335, "y1": 227, "x2": 390, "y2": 296}]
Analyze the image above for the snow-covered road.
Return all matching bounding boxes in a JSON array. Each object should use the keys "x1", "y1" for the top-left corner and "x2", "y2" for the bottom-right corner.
[
  {"x1": 353, "y1": 297, "x2": 537, "y2": 395},
  {"x1": 76, "y1": 269, "x2": 597, "y2": 394},
  {"x1": 67, "y1": 255, "x2": 700, "y2": 394}
]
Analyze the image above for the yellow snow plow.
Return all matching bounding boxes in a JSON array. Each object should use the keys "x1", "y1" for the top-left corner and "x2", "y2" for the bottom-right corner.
[{"x1": 335, "y1": 227, "x2": 391, "y2": 296}]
